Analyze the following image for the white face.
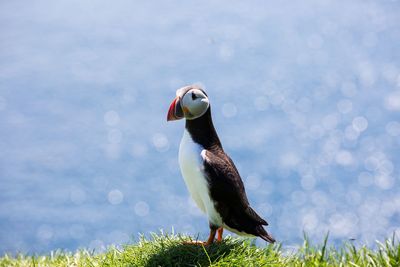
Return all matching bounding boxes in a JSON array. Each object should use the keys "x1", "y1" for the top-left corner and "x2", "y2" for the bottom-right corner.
[{"x1": 179, "y1": 88, "x2": 210, "y2": 120}]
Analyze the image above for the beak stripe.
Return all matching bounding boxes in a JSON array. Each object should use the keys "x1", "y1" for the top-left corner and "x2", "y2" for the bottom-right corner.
[{"x1": 167, "y1": 97, "x2": 184, "y2": 121}]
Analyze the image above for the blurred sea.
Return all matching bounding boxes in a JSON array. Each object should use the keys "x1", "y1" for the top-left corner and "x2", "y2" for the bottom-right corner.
[{"x1": 0, "y1": 0, "x2": 399, "y2": 254}]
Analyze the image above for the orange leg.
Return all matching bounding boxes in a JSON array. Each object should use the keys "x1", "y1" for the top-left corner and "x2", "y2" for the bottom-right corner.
[
  {"x1": 184, "y1": 226, "x2": 217, "y2": 246},
  {"x1": 217, "y1": 227, "x2": 224, "y2": 242},
  {"x1": 204, "y1": 228, "x2": 217, "y2": 246}
]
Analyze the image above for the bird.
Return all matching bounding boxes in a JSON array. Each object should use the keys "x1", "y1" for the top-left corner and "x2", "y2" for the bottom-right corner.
[{"x1": 167, "y1": 85, "x2": 275, "y2": 245}]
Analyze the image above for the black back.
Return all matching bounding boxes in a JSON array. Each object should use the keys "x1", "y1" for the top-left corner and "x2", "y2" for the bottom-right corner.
[{"x1": 185, "y1": 106, "x2": 273, "y2": 240}]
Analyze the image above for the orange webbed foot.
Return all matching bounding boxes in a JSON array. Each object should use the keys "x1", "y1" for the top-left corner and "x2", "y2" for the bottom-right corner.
[
  {"x1": 183, "y1": 240, "x2": 213, "y2": 246},
  {"x1": 183, "y1": 227, "x2": 218, "y2": 246}
]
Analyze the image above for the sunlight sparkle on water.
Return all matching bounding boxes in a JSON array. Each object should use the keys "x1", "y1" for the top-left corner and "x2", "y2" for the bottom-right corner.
[
  {"x1": 104, "y1": 110, "x2": 120, "y2": 126},
  {"x1": 108, "y1": 189, "x2": 124, "y2": 205},
  {"x1": 134, "y1": 201, "x2": 150, "y2": 217}
]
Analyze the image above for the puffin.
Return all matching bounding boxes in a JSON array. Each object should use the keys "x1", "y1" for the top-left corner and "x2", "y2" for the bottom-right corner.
[{"x1": 167, "y1": 85, "x2": 275, "y2": 245}]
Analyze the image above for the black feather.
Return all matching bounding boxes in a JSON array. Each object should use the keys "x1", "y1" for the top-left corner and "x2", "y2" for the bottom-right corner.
[{"x1": 185, "y1": 105, "x2": 275, "y2": 243}]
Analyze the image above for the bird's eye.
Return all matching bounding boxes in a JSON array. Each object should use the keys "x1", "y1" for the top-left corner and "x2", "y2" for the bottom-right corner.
[{"x1": 191, "y1": 91, "x2": 198, "y2": 100}]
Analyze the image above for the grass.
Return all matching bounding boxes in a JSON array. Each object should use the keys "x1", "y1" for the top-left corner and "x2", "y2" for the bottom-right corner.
[{"x1": 1, "y1": 233, "x2": 399, "y2": 267}]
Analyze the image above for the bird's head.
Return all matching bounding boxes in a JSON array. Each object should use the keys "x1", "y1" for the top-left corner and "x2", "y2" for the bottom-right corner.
[{"x1": 167, "y1": 85, "x2": 210, "y2": 121}]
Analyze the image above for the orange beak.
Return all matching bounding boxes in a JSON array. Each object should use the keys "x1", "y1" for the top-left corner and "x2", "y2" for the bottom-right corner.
[{"x1": 167, "y1": 97, "x2": 184, "y2": 121}]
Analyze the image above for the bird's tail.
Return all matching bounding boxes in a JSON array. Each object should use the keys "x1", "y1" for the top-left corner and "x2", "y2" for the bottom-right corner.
[{"x1": 256, "y1": 225, "x2": 276, "y2": 243}]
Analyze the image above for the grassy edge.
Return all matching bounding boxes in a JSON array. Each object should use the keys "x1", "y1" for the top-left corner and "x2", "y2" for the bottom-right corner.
[{"x1": 1, "y1": 233, "x2": 399, "y2": 267}]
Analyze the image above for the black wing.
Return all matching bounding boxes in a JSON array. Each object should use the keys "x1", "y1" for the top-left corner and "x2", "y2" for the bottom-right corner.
[{"x1": 202, "y1": 150, "x2": 268, "y2": 231}]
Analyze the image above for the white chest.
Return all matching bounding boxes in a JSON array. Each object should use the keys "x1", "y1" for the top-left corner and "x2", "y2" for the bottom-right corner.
[{"x1": 178, "y1": 129, "x2": 222, "y2": 226}]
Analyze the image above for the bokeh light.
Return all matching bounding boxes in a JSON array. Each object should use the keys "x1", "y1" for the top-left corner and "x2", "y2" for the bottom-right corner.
[
  {"x1": 108, "y1": 190, "x2": 124, "y2": 205},
  {"x1": 221, "y1": 103, "x2": 237, "y2": 118},
  {"x1": 152, "y1": 133, "x2": 170, "y2": 152},
  {"x1": 104, "y1": 110, "x2": 121, "y2": 126},
  {"x1": 134, "y1": 201, "x2": 150, "y2": 217},
  {"x1": 0, "y1": 0, "x2": 399, "y2": 255}
]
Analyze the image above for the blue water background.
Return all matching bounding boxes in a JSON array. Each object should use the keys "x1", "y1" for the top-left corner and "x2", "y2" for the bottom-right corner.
[{"x1": 0, "y1": 0, "x2": 400, "y2": 254}]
